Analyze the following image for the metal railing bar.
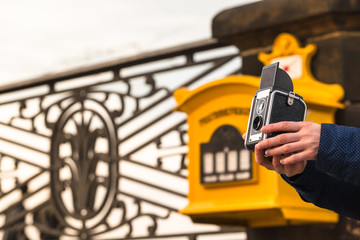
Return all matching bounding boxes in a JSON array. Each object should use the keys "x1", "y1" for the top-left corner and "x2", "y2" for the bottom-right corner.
[
  {"x1": 0, "y1": 184, "x2": 48, "y2": 220},
  {"x1": 118, "y1": 110, "x2": 177, "y2": 143},
  {"x1": 0, "y1": 152, "x2": 48, "y2": 171},
  {"x1": 0, "y1": 54, "x2": 237, "y2": 107},
  {"x1": 63, "y1": 55, "x2": 237, "y2": 100},
  {"x1": 0, "y1": 169, "x2": 47, "y2": 198},
  {"x1": 118, "y1": 229, "x2": 245, "y2": 240},
  {"x1": 120, "y1": 158, "x2": 187, "y2": 179},
  {"x1": 0, "y1": 136, "x2": 49, "y2": 155},
  {"x1": 121, "y1": 120, "x2": 187, "y2": 159},
  {"x1": 0, "y1": 122, "x2": 50, "y2": 138},
  {"x1": 118, "y1": 191, "x2": 179, "y2": 212},
  {"x1": 120, "y1": 175, "x2": 187, "y2": 198},
  {"x1": 0, "y1": 39, "x2": 225, "y2": 94},
  {"x1": 117, "y1": 55, "x2": 235, "y2": 129},
  {"x1": 119, "y1": 53, "x2": 239, "y2": 80}
]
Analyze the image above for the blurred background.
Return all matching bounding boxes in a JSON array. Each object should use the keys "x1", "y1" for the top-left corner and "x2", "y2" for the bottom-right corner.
[
  {"x1": 2, "y1": 0, "x2": 360, "y2": 239},
  {"x1": 0, "y1": 1, "x2": 259, "y2": 239},
  {"x1": 0, "y1": 0, "x2": 258, "y2": 85}
]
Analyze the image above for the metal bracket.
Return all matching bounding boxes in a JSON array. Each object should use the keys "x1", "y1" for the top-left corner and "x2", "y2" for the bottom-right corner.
[{"x1": 287, "y1": 91, "x2": 296, "y2": 105}]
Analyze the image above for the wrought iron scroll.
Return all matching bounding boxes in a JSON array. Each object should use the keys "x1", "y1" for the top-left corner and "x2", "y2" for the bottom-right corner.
[{"x1": 0, "y1": 39, "x2": 245, "y2": 239}]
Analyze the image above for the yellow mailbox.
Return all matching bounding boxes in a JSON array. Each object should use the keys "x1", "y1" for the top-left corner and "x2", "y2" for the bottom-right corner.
[{"x1": 174, "y1": 33, "x2": 344, "y2": 227}]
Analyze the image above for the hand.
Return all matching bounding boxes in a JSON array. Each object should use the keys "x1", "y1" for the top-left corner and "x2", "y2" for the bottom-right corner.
[
  {"x1": 242, "y1": 131, "x2": 307, "y2": 177},
  {"x1": 255, "y1": 145, "x2": 307, "y2": 177},
  {"x1": 257, "y1": 121, "x2": 321, "y2": 165}
]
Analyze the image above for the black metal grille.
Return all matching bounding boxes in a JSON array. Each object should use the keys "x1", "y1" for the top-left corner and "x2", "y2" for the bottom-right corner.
[{"x1": 0, "y1": 39, "x2": 245, "y2": 239}]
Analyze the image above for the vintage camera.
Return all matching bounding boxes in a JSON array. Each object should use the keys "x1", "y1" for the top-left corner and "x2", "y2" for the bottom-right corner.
[{"x1": 244, "y1": 62, "x2": 307, "y2": 151}]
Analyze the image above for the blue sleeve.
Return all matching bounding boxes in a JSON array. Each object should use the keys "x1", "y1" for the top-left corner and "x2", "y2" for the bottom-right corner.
[
  {"x1": 317, "y1": 123, "x2": 360, "y2": 184},
  {"x1": 282, "y1": 161, "x2": 360, "y2": 220}
]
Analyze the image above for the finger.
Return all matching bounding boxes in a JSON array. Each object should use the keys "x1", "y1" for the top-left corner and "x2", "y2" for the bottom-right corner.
[
  {"x1": 281, "y1": 153, "x2": 296, "y2": 176},
  {"x1": 265, "y1": 141, "x2": 304, "y2": 156},
  {"x1": 283, "y1": 161, "x2": 307, "y2": 177},
  {"x1": 257, "y1": 132, "x2": 300, "y2": 150},
  {"x1": 255, "y1": 145, "x2": 274, "y2": 170},
  {"x1": 242, "y1": 133, "x2": 246, "y2": 140},
  {"x1": 280, "y1": 151, "x2": 312, "y2": 165},
  {"x1": 261, "y1": 121, "x2": 302, "y2": 134},
  {"x1": 272, "y1": 155, "x2": 285, "y2": 174}
]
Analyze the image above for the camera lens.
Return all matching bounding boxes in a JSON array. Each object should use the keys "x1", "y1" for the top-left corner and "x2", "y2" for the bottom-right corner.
[
  {"x1": 256, "y1": 99, "x2": 266, "y2": 114},
  {"x1": 253, "y1": 116, "x2": 263, "y2": 131}
]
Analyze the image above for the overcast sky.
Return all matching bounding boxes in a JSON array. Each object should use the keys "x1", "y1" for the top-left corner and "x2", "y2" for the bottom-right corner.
[{"x1": 0, "y1": 0, "x2": 259, "y2": 85}]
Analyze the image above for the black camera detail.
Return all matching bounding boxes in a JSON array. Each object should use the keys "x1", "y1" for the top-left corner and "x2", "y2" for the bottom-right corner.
[
  {"x1": 252, "y1": 116, "x2": 263, "y2": 131},
  {"x1": 244, "y1": 62, "x2": 307, "y2": 151}
]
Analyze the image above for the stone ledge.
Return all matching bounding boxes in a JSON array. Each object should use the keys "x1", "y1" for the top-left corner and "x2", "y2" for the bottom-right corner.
[{"x1": 212, "y1": 0, "x2": 360, "y2": 50}]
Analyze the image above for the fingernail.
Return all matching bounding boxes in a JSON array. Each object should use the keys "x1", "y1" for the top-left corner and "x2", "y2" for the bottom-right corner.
[
  {"x1": 280, "y1": 160, "x2": 284, "y2": 164},
  {"x1": 265, "y1": 150, "x2": 269, "y2": 156}
]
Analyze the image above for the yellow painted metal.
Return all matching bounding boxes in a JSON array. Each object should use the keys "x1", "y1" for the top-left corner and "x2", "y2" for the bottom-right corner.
[{"x1": 174, "y1": 33, "x2": 344, "y2": 227}]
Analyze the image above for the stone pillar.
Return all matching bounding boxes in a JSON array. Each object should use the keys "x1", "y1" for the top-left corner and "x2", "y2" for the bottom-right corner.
[{"x1": 212, "y1": 0, "x2": 360, "y2": 239}]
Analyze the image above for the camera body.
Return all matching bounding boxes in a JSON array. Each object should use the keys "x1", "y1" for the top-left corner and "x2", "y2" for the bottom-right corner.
[{"x1": 244, "y1": 62, "x2": 307, "y2": 151}]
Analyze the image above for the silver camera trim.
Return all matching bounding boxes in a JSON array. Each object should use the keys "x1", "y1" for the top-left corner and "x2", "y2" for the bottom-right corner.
[
  {"x1": 245, "y1": 89, "x2": 307, "y2": 145},
  {"x1": 265, "y1": 90, "x2": 307, "y2": 127},
  {"x1": 245, "y1": 89, "x2": 270, "y2": 143}
]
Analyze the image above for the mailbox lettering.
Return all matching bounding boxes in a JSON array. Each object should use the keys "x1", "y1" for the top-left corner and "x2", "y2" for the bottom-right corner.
[{"x1": 199, "y1": 107, "x2": 249, "y2": 126}]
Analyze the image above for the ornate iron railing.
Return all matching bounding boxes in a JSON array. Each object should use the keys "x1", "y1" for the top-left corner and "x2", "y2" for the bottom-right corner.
[{"x1": 0, "y1": 39, "x2": 245, "y2": 239}]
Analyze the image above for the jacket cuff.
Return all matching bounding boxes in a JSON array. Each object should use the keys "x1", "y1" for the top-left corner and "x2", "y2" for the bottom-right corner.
[{"x1": 281, "y1": 161, "x2": 317, "y2": 186}]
